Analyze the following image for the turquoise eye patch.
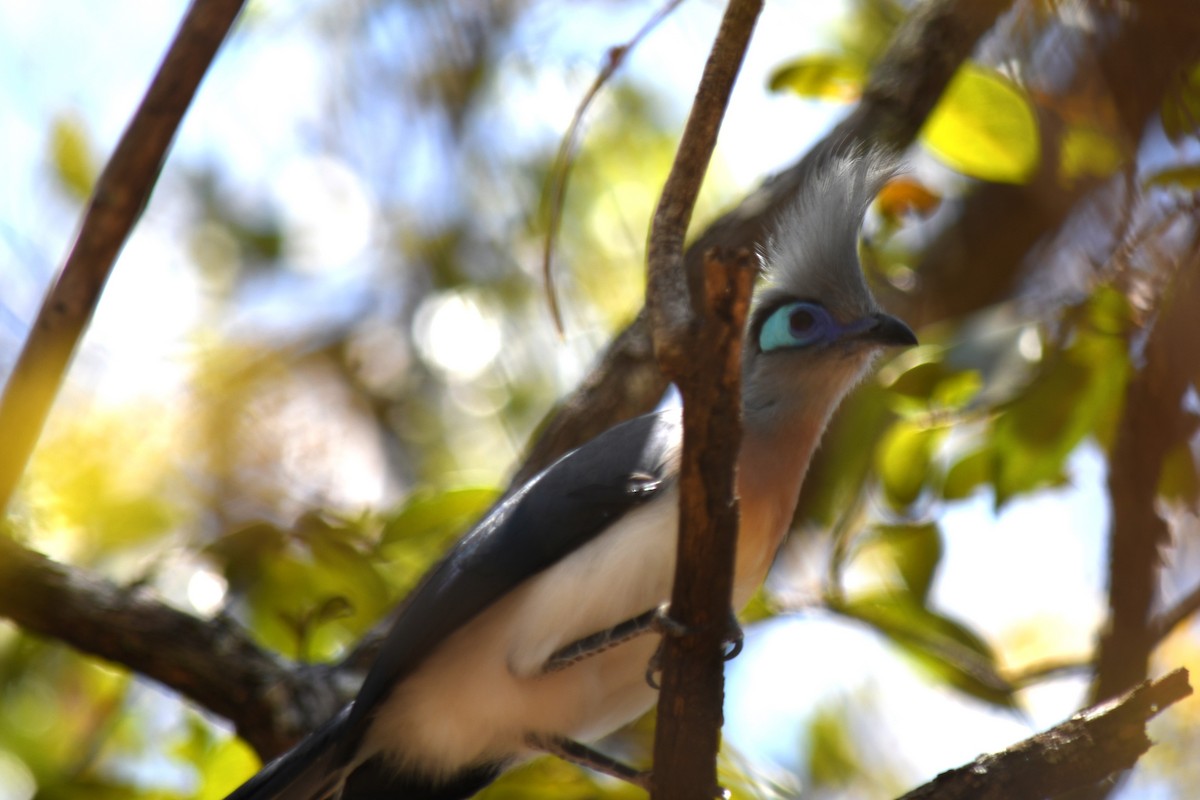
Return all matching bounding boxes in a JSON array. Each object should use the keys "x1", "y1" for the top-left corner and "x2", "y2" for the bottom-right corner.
[{"x1": 758, "y1": 301, "x2": 836, "y2": 352}]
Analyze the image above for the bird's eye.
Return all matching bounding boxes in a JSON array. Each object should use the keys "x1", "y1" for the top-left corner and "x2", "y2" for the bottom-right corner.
[
  {"x1": 788, "y1": 306, "x2": 819, "y2": 337},
  {"x1": 759, "y1": 301, "x2": 834, "y2": 352}
]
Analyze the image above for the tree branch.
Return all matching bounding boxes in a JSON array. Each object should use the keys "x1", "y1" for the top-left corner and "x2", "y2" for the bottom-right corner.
[
  {"x1": 0, "y1": 535, "x2": 339, "y2": 757},
  {"x1": 1093, "y1": 238, "x2": 1200, "y2": 703},
  {"x1": 0, "y1": 0, "x2": 246, "y2": 514},
  {"x1": 651, "y1": 248, "x2": 755, "y2": 799},
  {"x1": 896, "y1": 668, "x2": 1192, "y2": 800},
  {"x1": 642, "y1": 1, "x2": 761, "y2": 795}
]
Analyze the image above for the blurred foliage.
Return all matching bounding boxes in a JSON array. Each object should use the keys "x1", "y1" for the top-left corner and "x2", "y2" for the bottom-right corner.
[
  {"x1": 2, "y1": 0, "x2": 1200, "y2": 798},
  {"x1": 920, "y1": 64, "x2": 1041, "y2": 185}
]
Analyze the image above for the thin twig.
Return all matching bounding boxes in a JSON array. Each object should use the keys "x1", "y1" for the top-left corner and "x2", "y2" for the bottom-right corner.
[
  {"x1": 541, "y1": 0, "x2": 687, "y2": 335},
  {"x1": 644, "y1": 0, "x2": 760, "y2": 371},
  {"x1": 1006, "y1": 657, "x2": 1092, "y2": 689},
  {"x1": 1153, "y1": 579, "x2": 1200, "y2": 644},
  {"x1": 0, "y1": 0, "x2": 246, "y2": 514}
]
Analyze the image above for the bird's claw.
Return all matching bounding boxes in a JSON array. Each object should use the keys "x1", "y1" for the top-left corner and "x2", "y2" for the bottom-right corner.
[{"x1": 643, "y1": 606, "x2": 744, "y2": 688}]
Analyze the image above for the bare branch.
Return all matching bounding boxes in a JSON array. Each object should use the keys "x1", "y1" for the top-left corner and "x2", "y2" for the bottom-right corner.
[
  {"x1": 0, "y1": 535, "x2": 341, "y2": 758},
  {"x1": 896, "y1": 668, "x2": 1192, "y2": 800},
  {"x1": 1093, "y1": 241, "x2": 1200, "y2": 703},
  {"x1": 642, "y1": 0, "x2": 762, "y2": 795},
  {"x1": 0, "y1": 0, "x2": 246, "y2": 513},
  {"x1": 651, "y1": 247, "x2": 755, "y2": 798}
]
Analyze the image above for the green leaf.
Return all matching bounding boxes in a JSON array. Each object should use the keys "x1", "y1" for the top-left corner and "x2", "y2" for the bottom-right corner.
[
  {"x1": 942, "y1": 447, "x2": 992, "y2": 501},
  {"x1": 1060, "y1": 124, "x2": 1125, "y2": 183},
  {"x1": 806, "y1": 703, "x2": 860, "y2": 788},
  {"x1": 1145, "y1": 163, "x2": 1200, "y2": 190},
  {"x1": 870, "y1": 523, "x2": 943, "y2": 604},
  {"x1": 1158, "y1": 441, "x2": 1200, "y2": 507},
  {"x1": 883, "y1": 349, "x2": 949, "y2": 401},
  {"x1": 874, "y1": 419, "x2": 944, "y2": 509},
  {"x1": 921, "y1": 63, "x2": 1040, "y2": 184},
  {"x1": 382, "y1": 486, "x2": 498, "y2": 595},
  {"x1": 49, "y1": 112, "x2": 99, "y2": 200},
  {"x1": 1161, "y1": 62, "x2": 1200, "y2": 144},
  {"x1": 383, "y1": 487, "x2": 496, "y2": 547},
  {"x1": 767, "y1": 54, "x2": 867, "y2": 101},
  {"x1": 989, "y1": 288, "x2": 1130, "y2": 506},
  {"x1": 834, "y1": 592, "x2": 1015, "y2": 707},
  {"x1": 192, "y1": 735, "x2": 260, "y2": 800},
  {"x1": 794, "y1": 384, "x2": 894, "y2": 527}
]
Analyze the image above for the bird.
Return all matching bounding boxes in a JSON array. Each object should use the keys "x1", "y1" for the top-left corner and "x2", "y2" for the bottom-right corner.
[{"x1": 224, "y1": 144, "x2": 917, "y2": 800}]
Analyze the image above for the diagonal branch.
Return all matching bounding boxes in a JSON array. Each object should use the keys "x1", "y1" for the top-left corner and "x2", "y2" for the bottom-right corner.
[
  {"x1": 896, "y1": 668, "x2": 1192, "y2": 800},
  {"x1": 0, "y1": 0, "x2": 246, "y2": 514},
  {"x1": 0, "y1": 534, "x2": 340, "y2": 757}
]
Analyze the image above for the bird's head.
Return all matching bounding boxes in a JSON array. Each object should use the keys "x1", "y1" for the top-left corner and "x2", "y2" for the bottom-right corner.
[{"x1": 742, "y1": 146, "x2": 917, "y2": 434}]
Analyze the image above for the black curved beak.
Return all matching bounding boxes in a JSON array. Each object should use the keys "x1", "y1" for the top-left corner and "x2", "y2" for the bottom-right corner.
[{"x1": 859, "y1": 312, "x2": 918, "y2": 347}]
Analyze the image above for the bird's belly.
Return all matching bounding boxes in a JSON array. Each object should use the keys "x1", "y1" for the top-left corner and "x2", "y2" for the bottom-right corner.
[
  {"x1": 362, "y1": 500, "x2": 680, "y2": 779},
  {"x1": 359, "y1": 491, "x2": 788, "y2": 781},
  {"x1": 362, "y1": 592, "x2": 663, "y2": 780}
]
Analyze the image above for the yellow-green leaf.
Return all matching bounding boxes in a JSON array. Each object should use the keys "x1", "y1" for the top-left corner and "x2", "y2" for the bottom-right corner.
[
  {"x1": 1162, "y1": 62, "x2": 1200, "y2": 144},
  {"x1": 942, "y1": 447, "x2": 992, "y2": 501},
  {"x1": 921, "y1": 64, "x2": 1040, "y2": 184},
  {"x1": 49, "y1": 113, "x2": 98, "y2": 200},
  {"x1": 1158, "y1": 442, "x2": 1199, "y2": 507},
  {"x1": 833, "y1": 592, "x2": 1015, "y2": 707},
  {"x1": 1060, "y1": 124, "x2": 1125, "y2": 183},
  {"x1": 768, "y1": 54, "x2": 867, "y2": 101},
  {"x1": 874, "y1": 419, "x2": 944, "y2": 509},
  {"x1": 1145, "y1": 163, "x2": 1200, "y2": 190},
  {"x1": 806, "y1": 703, "x2": 860, "y2": 787}
]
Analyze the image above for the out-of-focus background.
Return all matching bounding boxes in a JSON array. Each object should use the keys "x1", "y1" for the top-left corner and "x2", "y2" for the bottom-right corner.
[{"x1": 1, "y1": 0, "x2": 1199, "y2": 798}]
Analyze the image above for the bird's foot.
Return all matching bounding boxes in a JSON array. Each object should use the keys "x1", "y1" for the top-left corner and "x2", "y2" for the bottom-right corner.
[{"x1": 643, "y1": 606, "x2": 744, "y2": 688}]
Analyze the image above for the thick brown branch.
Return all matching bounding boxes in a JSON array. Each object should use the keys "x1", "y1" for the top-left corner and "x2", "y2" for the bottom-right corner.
[
  {"x1": 1093, "y1": 246, "x2": 1200, "y2": 703},
  {"x1": 643, "y1": 1, "x2": 761, "y2": 795},
  {"x1": 0, "y1": 535, "x2": 340, "y2": 757},
  {"x1": 0, "y1": 0, "x2": 246, "y2": 513},
  {"x1": 896, "y1": 668, "x2": 1192, "y2": 800},
  {"x1": 651, "y1": 249, "x2": 755, "y2": 799}
]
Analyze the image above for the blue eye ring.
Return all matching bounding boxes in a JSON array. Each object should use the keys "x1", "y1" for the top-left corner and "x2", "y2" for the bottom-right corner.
[{"x1": 758, "y1": 301, "x2": 834, "y2": 352}]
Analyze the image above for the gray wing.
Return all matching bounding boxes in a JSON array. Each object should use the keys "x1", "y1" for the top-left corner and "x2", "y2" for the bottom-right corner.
[{"x1": 346, "y1": 407, "x2": 681, "y2": 737}]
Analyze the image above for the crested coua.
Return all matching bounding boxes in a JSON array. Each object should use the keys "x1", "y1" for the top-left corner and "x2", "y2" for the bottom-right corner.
[{"x1": 224, "y1": 146, "x2": 917, "y2": 800}]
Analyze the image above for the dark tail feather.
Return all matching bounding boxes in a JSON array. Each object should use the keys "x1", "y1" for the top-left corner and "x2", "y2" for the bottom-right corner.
[
  {"x1": 224, "y1": 706, "x2": 503, "y2": 800},
  {"x1": 225, "y1": 707, "x2": 353, "y2": 800},
  {"x1": 341, "y1": 757, "x2": 503, "y2": 800}
]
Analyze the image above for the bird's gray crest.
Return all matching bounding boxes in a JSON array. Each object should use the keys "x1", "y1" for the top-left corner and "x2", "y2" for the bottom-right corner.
[{"x1": 760, "y1": 145, "x2": 898, "y2": 318}]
